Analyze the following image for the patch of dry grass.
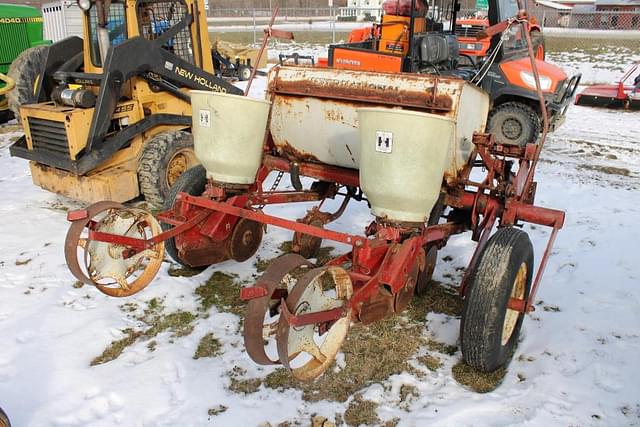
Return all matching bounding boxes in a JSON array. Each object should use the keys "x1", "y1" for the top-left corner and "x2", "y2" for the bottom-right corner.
[
  {"x1": 278, "y1": 241, "x2": 293, "y2": 253},
  {"x1": 207, "y1": 405, "x2": 228, "y2": 417},
  {"x1": 263, "y1": 314, "x2": 426, "y2": 402},
  {"x1": 91, "y1": 298, "x2": 196, "y2": 366},
  {"x1": 168, "y1": 265, "x2": 203, "y2": 277},
  {"x1": 194, "y1": 333, "x2": 223, "y2": 359},
  {"x1": 195, "y1": 271, "x2": 244, "y2": 315},
  {"x1": 399, "y1": 384, "x2": 419, "y2": 406},
  {"x1": 227, "y1": 366, "x2": 262, "y2": 394},
  {"x1": 417, "y1": 353, "x2": 442, "y2": 371},
  {"x1": 223, "y1": 280, "x2": 465, "y2": 401},
  {"x1": 426, "y1": 339, "x2": 459, "y2": 356},
  {"x1": 91, "y1": 329, "x2": 144, "y2": 366},
  {"x1": 407, "y1": 281, "x2": 463, "y2": 321},
  {"x1": 254, "y1": 256, "x2": 275, "y2": 273},
  {"x1": 344, "y1": 395, "x2": 380, "y2": 427},
  {"x1": 451, "y1": 361, "x2": 506, "y2": 393}
]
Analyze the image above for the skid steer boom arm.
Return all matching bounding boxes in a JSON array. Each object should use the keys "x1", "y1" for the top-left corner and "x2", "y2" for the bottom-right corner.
[
  {"x1": 10, "y1": 10, "x2": 243, "y2": 175},
  {"x1": 86, "y1": 11, "x2": 242, "y2": 154}
]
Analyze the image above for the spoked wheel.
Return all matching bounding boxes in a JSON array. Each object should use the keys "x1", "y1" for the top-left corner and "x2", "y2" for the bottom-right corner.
[
  {"x1": 460, "y1": 227, "x2": 533, "y2": 372},
  {"x1": 64, "y1": 202, "x2": 165, "y2": 297},
  {"x1": 244, "y1": 253, "x2": 313, "y2": 365},
  {"x1": 276, "y1": 266, "x2": 353, "y2": 381}
]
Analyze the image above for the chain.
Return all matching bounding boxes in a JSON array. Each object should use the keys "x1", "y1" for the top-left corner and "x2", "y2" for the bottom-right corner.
[{"x1": 258, "y1": 171, "x2": 284, "y2": 209}]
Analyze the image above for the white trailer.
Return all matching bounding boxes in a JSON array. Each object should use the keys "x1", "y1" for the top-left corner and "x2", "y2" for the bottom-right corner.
[{"x1": 42, "y1": 0, "x2": 83, "y2": 43}]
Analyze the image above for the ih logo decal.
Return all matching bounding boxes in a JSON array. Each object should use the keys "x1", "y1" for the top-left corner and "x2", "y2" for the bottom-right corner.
[
  {"x1": 199, "y1": 109, "x2": 211, "y2": 128},
  {"x1": 375, "y1": 131, "x2": 393, "y2": 153}
]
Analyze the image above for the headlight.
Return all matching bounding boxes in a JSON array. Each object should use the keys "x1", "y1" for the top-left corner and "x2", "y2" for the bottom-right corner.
[
  {"x1": 77, "y1": 0, "x2": 91, "y2": 11},
  {"x1": 520, "y1": 71, "x2": 552, "y2": 91}
]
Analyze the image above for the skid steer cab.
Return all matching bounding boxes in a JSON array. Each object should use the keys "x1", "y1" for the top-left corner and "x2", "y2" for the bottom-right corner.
[
  {"x1": 323, "y1": 0, "x2": 580, "y2": 147},
  {"x1": 8, "y1": 0, "x2": 242, "y2": 207}
]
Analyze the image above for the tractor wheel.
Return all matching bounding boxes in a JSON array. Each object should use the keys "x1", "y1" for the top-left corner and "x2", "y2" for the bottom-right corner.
[
  {"x1": 415, "y1": 197, "x2": 446, "y2": 296},
  {"x1": 161, "y1": 165, "x2": 207, "y2": 267},
  {"x1": 138, "y1": 130, "x2": 199, "y2": 207},
  {"x1": 6, "y1": 45, "x2": 49, "y2": 122},
  {"x1": 238, "y1": 65, "x2": 252, "y2": 81},
  {"x1": 530, "y1": 30, "x2": 545, "y2": 60},
  {"x1": 460, "y1": 227, "x2": 533, "y2": 372},
  {"x1": 487, "y1": 102, "x2": 541, "y2": 147},
  {"x1": 0, "y1": 107, "x2": 13, "y2": 125}
]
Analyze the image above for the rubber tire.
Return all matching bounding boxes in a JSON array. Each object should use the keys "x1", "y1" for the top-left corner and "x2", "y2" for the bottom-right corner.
[
  {"x1": 415, "y1": 197, "x2": 446, "y2": 296},
  {"x1": 238, "y1": 65, "x2": 252, "y2": 81},
  {"x1": 161, "y1": 165, "x2": 207, "y2": 266},
  {"x1": 0, "y1": 109, "x2": 13, "y2": 125},
  {"x1": 7, "y1": 45, "x2": 49, "y2": 122},
  {"x1": 530, "y1": 30, "x2": 545, "y2": 60},
  {"x1": 487, "y1": 102, "x2": 541, "y2": 147},
  {"x1": 138, "y1": 130, "x2": 197, "y2": 208},
  {"x1": 460, "y1": 227, "x2": 533, "y2": 372}
]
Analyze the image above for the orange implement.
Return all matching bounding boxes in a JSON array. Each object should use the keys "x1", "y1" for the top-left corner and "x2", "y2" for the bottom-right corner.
[{"x1": 332, "y1": 47, "x2": 403, "y2": 73}]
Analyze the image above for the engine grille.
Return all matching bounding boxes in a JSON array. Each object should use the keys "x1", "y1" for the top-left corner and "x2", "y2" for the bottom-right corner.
[
  {"x1": 0, "y1": 23, "x2": 30, "y2": 64},
  {"x1": 27, "y1": 117, "x2": 70, "y2": 156},
  {"x1": 455, "y1": 24, "x2": 485, "y2": 38}
]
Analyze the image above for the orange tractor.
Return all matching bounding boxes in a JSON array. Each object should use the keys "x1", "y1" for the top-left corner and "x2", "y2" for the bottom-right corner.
[
  {"x1": 455, "y1": 12, "x2": 544, "y2": 59},
  {"x1": 325, "y1": 0, "x2": 578, "y2": 147}
]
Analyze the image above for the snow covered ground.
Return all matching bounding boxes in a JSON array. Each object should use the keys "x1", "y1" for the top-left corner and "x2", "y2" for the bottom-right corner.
[{"x1": 0, "y1": 50, "x2": 639, "y2": 427}]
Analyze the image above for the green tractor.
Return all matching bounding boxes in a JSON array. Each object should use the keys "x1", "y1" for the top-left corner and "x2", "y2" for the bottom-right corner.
[{"x1": 0, "y1": 3, "x2": 51, "y2": 123}]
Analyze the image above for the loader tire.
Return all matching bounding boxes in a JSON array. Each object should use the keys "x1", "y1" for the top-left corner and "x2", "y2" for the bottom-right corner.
[
  {"x1": 460, "y1": 227, "x2": 533, "y2": 372},
  {"x1": 0, "y1": 107, "x2": 13, "y2": 125},
  {"x1": 7, "y1": 45, "x2": 49, "y2": 122},
  {"x1": 138, "y1": 131, "x2": 199, "y2": 208},
  {"x1": 161, "y1": 165, "x2": 207, "y2": 267},
  {"x1": 487, "y1": 102, "x2": 540, "y2": 147}
]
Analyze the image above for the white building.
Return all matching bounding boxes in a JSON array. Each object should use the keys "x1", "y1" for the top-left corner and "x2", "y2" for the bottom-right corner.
[{"x1": 339, "y1": 0, "x2": 383, "y2": 21}]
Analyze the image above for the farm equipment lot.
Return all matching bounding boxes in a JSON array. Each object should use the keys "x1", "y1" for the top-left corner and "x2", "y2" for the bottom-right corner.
[{"x1": 0, "y1": 46, "x2": 639, "y2": 426}]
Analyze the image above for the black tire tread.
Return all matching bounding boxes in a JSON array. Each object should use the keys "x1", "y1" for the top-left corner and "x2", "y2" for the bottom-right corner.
[
  {"x1": 138, "y1": 130, "x2": 194, "y2": 207},
  {"x1": 6, "y1": 45, "x2": 49, "y2": 121},
  {"x1": 488, "y1": 102, "x2": 541, "y2": 147},
  {"x1": 461, "y1": 227, "x2": 533, "y2": 372},
  {"x1": 161, "y1": 165, "x2": 206, "y2": 266}
]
